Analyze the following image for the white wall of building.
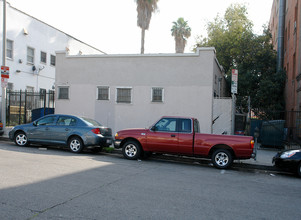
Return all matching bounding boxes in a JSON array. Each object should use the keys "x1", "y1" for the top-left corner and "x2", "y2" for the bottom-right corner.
[
  {"x1": 212, "y1": 98, "x2": 232, "y2": 135},
  {"x1": 55, "y1": 48, "x2": 225, "y2": 134},
  {"x1": 0, "y1": 1, "x2": 103, "y2": 94}
]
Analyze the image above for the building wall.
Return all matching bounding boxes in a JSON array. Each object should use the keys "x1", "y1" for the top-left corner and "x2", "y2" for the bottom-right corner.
[
  {"x1": 55, "y1": 48, "x2": 224, "y2": 134},
  {"x1": 0, "y1": 1, "x2": 103, "y2": 93},
  {"x1": 269, "y1": 0, "x2": 300, "y2": 112}
]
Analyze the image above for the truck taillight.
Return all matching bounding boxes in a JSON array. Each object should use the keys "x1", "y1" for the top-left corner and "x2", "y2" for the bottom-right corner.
[
  {"x1": 250, "y1": 140, "x2": 254, "y2": 149},
  {"x1": 92, "y1": 128, "x2": 101, "y2": 135},
  {"x1": 0, "y1": 123, "x2": 3, "y2": 128}
]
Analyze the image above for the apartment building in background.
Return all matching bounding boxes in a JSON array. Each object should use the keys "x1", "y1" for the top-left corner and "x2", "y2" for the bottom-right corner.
[{"x1": 0, "y1": 0, "x2": 104, "y2": 95}]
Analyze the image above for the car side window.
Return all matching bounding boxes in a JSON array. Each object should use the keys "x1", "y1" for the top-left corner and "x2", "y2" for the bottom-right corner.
[
  {"x1": 179, "y1": 119, "x2": 192, "y2": 133},
  {"x1": 57, "y1": 116, "x2": 77, "y2": 126},
  {"x1": 36, "y1": 116, "x2": 57, "y2": 126},
  {"x1": 154, "y1": 118, "x2": 177, "y2": 132}
]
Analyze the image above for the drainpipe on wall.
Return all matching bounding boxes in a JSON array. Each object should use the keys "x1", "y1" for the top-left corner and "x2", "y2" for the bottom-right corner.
[{"x1": 276, "y1": 0, "x2": 286, "y2": 72}]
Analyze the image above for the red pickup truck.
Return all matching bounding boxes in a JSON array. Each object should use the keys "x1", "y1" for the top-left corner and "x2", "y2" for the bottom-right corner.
[{"x1": 114, "y1": 116, "x2": 255, "y2": 169}]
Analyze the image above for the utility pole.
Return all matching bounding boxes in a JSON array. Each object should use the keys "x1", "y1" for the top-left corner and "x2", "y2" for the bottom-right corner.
[
  {"x1": 231, "y1": 69, "x2": 238, "y2": 135},
  {"x1": 1, "y1": 0, "x2": 7, "y2": 131}
]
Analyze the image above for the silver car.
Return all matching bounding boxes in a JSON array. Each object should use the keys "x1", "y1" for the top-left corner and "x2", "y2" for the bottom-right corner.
[{"x1": 9, "y1": 114, "x2": 113, "y2": 153}]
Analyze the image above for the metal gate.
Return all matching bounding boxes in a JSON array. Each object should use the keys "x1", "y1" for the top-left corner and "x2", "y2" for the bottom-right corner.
[{"x1": 6, "y1": 90, "x2": 55, "y2": 126}]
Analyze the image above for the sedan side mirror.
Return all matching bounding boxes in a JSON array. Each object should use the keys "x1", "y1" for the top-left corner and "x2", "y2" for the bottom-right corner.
[{"x1": 33, "y1": 121, "x2": 37, "y2": 126}]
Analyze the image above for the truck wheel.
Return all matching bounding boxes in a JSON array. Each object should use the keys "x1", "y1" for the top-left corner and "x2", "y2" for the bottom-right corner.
[
  {"x1": 212, "y1": 149, "x2": 233, "y2": 169},
  {"x1": 14, "y1": 132, "x2": 28, "y2": 146},
  {"x1": 122, "y1": 140, "x2": 141, "y2": 160},
  {"x1": 68, "y1": 136, "x2": 84, "y2": 153}
]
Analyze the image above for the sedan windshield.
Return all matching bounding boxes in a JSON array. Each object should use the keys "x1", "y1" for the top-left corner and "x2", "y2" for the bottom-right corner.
[{"x1": 81, "y1": 117, "x2": 103, "y2": 127}]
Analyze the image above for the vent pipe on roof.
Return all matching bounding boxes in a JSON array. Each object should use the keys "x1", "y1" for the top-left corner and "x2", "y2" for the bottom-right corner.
[{"x1": 277, "y1": 0, "x2": 286, "y2": 71}]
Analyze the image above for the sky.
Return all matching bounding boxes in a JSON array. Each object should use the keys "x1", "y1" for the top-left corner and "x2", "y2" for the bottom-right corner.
[{"x1": 7, "y1": 0, "x2": 274, "y2": 54}]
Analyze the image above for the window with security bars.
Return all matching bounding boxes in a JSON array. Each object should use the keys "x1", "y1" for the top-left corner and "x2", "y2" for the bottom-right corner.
[
  {"x1": 116, "y1": 88, "x2": 131, "y2": 103},
  {"x1": 50, "y1": 55, "x2": 56, "y2": 66},
  {"x1": 6, "y1": 39, "x2": 13, "y2": 59},
  {"x1": 58, "y1": 87, "x2": 69, "y2": 99},
  {"x1": 41, "y1": 51, "x2": 47, "y2": 63},
  {"x1": 97, "y1": 86, "x2": 109, "y2": 100},
  {"x1": 152, "y1": 87, "x2": 163, "y2": 102},
  {"x1": 27, "y1": 47, "x2": 34, "y2": 64}
]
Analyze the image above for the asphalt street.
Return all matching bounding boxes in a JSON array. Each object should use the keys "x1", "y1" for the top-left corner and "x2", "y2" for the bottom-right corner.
[{"x1": 0, "y1": 141, "x2": 300, "y2": 220}]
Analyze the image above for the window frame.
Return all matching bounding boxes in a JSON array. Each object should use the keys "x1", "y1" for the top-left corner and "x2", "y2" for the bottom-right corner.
[
  {"x1": 151, "y1": 87, "x2": 164, "y2": 103},
  {"x1": 50, "y1": 54, "x2": 56, "y2": 66},
  {"x1": 58, "y1": 86, "x2": 69, "y2": 100},
  {"x1": 27, "y1": 46, "x2": 35, "y2": 64},
  {"x1": 6, "y1": 39, "x2": 13, "y2": 59},
  {"x1": 116, "y1": 87, "x2": 132, "y2": 104},
  {"x1": 97, "y1": 86, "x2": 110, "y2": 100},
  {"x1": 40, "y1": 51, "x2": 47, "y2": 64}
]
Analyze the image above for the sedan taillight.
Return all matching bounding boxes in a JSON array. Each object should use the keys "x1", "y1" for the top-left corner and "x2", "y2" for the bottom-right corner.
[{"x1": 92, "y1": 128, "x2": 101, "y2": 135}]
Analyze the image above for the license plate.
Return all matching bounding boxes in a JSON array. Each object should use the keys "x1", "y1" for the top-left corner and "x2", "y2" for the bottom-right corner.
[{"x1": 106, "y1": 139, "x2": 112, "y2": 144}]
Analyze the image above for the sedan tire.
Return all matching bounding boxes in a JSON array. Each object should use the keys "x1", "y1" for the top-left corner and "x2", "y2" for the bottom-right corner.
[
  {"x1": 297, "y1": 162, "x2": 301, "y2": 177},
  {"x1": 14, "y1": 132, "x2": 29, "y2": 146},
  {"x1": 212, "y1": 149, "x2": 233, "y2": 169},
  {"x1": 68, "y1": 136, "x2": 84, "y2": 153},
  {"x1": 122, "y1": 140, "x2": 141, "y2": 160}
]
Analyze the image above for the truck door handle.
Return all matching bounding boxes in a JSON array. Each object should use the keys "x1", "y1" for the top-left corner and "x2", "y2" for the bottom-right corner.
[{"x1": 171, "y1": 134, "x2": 176, "y2": 137}]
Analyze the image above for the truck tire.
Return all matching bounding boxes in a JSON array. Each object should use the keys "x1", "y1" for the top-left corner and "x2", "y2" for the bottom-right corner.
[
  {"x1": 212, "y1": 149, "x2": 233, "y2": 169},
  {"x1": 122, "y1": 140, "x2": 141, "y2": 160}
]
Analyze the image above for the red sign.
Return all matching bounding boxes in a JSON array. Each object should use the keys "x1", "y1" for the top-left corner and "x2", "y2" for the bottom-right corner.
[{"x1": 1, "y1": 66, "x2": 9, "y2": 78}]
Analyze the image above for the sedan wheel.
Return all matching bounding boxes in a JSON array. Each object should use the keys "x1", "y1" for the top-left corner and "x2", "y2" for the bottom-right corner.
[
  {"x1": 14, "y1": 132, "x2": 28, "y2": 146},
  {"x1": 68, "y1": 137, "x2": 83, "y2": 153},
  {"x1": 122, "y1": 141, "x2": 141, "y2": 160},
  {"x1": 212, "y1": 149, "x2": 233, "y2": 169}
]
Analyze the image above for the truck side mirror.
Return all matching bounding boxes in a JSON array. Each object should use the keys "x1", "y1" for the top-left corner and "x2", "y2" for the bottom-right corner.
[{"x1": 151, "y1": 126, "x2": 157, "y2": 132}]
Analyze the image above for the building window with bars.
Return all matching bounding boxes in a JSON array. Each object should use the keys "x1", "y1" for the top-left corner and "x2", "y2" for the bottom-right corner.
[
  {"x1": 97, "y1": 86, "x2": 109, "y2": 100},
  {"x1": 40, "y1": 51, "x2": 47, "y2": 64},
  {"x1": 50, "y1": 55, "x2": 56, "y2": 66},
  {"x1": 152, "y1": 87, "x2": 164, "y2": 102},
  {"x1": 116, "y1": 88, "x2": 132, "y2": 103},
  {"x1": 6, "y1": 39, "x2": 13, "y2": 59},
  {"x1": 58, "y1": 86, "x2": 69, "y2": 99},
  {"x1": 27, "y1": 47, "x2": 35, "y2": 64}
]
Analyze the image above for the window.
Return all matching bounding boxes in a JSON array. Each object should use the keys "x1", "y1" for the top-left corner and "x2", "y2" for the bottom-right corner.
[
  {"x1": 97, "y1": 86, "x2": 109, "y2": 100},
  {"x1": 27, "y1": 47, "x2": 35, "y2": 64},
  {"x1": 57, "y1": 116, "x2": 77, "y2": 126},
  {"x1": 58, "y1": 86, "x2": 69, "y2": 99},
  {"x1": 7, "y1": 83, "x2": 13, "y2": 91},
  {"x1": 179, "y1": 119, "x2": 192, "y2": 133},
  {"x1": 26, "y1": 86, "x2": 34, "y2": 93},
  {"x1": 36, "y1": 116, "x2": 57, "y2": 126},
  {"x1": 50, "y1": 55, "x2": 56, "y2": 66},
  {"x1": 6, "y1": 39, "x2": 13, "y2": 59},
  {"x1": 153, "y1": 118, "x2": 177, "y2": 132},
  {"x1": 152, "y1": 87, "x2": 164, "y2": 102},
  {"x1": 116, "y1": 88, "x2": 131, "y2": 103},
  {"x1": 40, "y1": 88, "x2": 46, "y2": 101},
  {"x1": 40, "y1": 51, "x2": 47, "y2": 63}
]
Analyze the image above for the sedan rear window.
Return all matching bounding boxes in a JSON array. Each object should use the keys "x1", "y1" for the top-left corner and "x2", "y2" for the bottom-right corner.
[{"x1": 81, "y1": 117, "x2": 102, "y2": 126}]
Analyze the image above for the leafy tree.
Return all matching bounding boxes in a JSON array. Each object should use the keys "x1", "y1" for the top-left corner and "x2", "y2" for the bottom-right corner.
[
  {"x1": 171, "y1": 17, "x2": 191, "y2": 53},
  {"x1": 135, "y1": 0, "x2": 159, "y2": 54},
  {"x1": 194, "y1": 4, "x2": 285, "y2": 118}
]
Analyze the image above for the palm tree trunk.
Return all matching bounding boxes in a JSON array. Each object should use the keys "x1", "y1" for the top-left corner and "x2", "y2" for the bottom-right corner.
[{"x1": 141, "y1": 28, "x2": 145, "y2": 54}]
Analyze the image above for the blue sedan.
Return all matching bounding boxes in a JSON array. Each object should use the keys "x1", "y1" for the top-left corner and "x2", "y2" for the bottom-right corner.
[{"x1": 9, "y1": 114, "x2": 113, "y2": 153}]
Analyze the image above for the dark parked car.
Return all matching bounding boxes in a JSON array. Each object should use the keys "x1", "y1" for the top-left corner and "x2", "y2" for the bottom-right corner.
[
  {"x1": 0, "y1": 121, "x2": 3, "y2": 136},
  {"x1": 9, "y1": 114, "x2": 113, "y2": 153},
  {"x1": 273, "y1": 149, "x2": 301, "y2": 177}
]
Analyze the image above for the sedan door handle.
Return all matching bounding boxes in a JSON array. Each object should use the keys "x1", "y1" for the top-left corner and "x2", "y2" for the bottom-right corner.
[
  {"x1": 65, "y1": 128, "x2": 70, "y2": 131},
  {"x1": 171, "y1": 134, "x2": 176, "y2": 137}
]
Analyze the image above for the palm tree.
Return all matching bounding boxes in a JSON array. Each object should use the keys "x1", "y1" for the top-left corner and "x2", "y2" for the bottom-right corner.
[
  {"x1": 135, "y1": 0, "x2": 159, "y2": 54},
  {"x1": 171, "y1": 18, "x2": 191, "y2": 53}
]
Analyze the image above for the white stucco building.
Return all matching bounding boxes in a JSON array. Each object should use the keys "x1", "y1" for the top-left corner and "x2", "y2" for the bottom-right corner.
[
  {"x1": 0, "y1": 0, "x2": 104, "y2": 94},
  {"x1": 55, "y1": 48, "x2": 231, "y2": 135}
]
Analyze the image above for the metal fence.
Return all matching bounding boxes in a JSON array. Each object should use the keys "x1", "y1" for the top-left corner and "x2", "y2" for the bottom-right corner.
[{"x1": 6, "y1": 90, "x2": 55, "y2": 126}]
